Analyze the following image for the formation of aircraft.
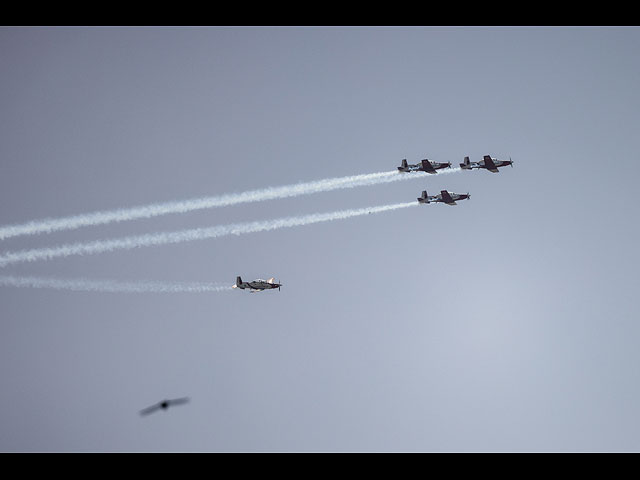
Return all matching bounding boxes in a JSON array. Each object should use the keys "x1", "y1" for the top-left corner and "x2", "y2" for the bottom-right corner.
[
  {"x1": 397, "y1": 158, "x2": 452, "y2": 174},
  {"x1": 140, "y1": 152, "x2": 512, "y2": 417},
  {"x1": 417, "y1": 189, "x2": 469, "y2": 206},
  {"x1": 139, "y1": 397, "x2": 190, "y2": 416},
  {"x1": 460, "y1": 155, "x2": 513, "y2": 173},
  {"x1": 399, "y1": 154, "x2": 512, "y2": 207},
  {"x1": 233, "y1": 276, "x2": 282, "y2": 292}
]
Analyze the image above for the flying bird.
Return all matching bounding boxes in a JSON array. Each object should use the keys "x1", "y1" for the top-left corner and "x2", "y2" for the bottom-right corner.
[{"x1": 139, "y1": 397, "x2": 190, "y2": 416}]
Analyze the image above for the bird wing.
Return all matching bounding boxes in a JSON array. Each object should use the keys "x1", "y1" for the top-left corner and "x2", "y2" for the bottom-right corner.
[{"x1": 139, "y1": 403, "x2": 162, "y2": 416}]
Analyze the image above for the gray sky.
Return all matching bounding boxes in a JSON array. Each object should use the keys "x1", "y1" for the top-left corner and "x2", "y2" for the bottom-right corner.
[{"x1": 1, "y1": 26, "x2": 639, "y2": 452}]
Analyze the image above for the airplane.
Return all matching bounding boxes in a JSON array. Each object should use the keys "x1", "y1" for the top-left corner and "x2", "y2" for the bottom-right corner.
[
  {"x1": 398, "y1": 158, "x2": 452, "y2": 174},
  {"x1": 139, "y1": 397, "x2": 190, "y2": 416},
  {"x1": 460, "y1": 155, "x2": 513, "y2": 173},
  {"x1": 417, "y1": 189, "x2": 470, "y2": 206},
  {"x1": 233, "y1": 276, "x2": 282, "y2": 292}
]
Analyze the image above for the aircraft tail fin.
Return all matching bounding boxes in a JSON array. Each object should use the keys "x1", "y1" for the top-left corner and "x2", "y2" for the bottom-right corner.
[
  {"x1": 401, "y1": 159, "x2": 408, "y2": 168},
  {"x1": 460, "y1": 156, "x2": 471, "y2": 169},
  {"x1": 417, "y1": 190, "x2": 429, "y2": 203},
  {"x1": 236, "y1": 276, "x2": 242, "y2": 287}
]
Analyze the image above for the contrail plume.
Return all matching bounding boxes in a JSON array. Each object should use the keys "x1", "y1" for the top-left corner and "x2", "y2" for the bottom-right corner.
[
  {"x1": 0, "y1": 168, "x2": 459, "y2": 240},
  {"x1": 0, "y1": 275, "x2": 232, "y2": 293},
  {"x1": 0, "y1": 201, "x2": 420, "y2": 267}
]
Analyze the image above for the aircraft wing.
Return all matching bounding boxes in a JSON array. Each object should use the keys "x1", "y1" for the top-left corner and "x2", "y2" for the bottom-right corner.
[
  {"x1": 483, "y1": 155, "x2": 500, "y2": 172},
  {"x1": 420, "y1": 159, "x2": 437, "y2": 173},
  {"x1": 440, "y1": 190, "x2": 454, "y2": 203},
  {"x1": 168, "y1": 397, "x2": 190, "y2": 406}
]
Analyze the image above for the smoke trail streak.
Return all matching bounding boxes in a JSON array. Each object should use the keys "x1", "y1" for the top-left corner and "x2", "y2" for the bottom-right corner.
[
  {"x1": 0, "y1": 168, "x2": 459, "y2": 240},
  {"x1": 0, "y1": 275, "x2": 232, "y2": 293},
  {"x1": 0, "y1": 201, "x2": 420, "y2": 267}
]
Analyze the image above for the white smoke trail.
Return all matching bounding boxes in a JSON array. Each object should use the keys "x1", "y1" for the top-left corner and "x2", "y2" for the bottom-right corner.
[
  {"x1": 0, "y1": 201, "x2": 420, "y2": 267},
  {"x1": 0, "y1": 275, "x2": 232, "y2": 293},
  {"x1": 0, "y1": 168, "x2": 459, "y2": 240}
]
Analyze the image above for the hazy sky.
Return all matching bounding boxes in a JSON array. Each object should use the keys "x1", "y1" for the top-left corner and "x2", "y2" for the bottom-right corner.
[{"x1": 1, "y1": 26, "x2": 639, "y2": 452}]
